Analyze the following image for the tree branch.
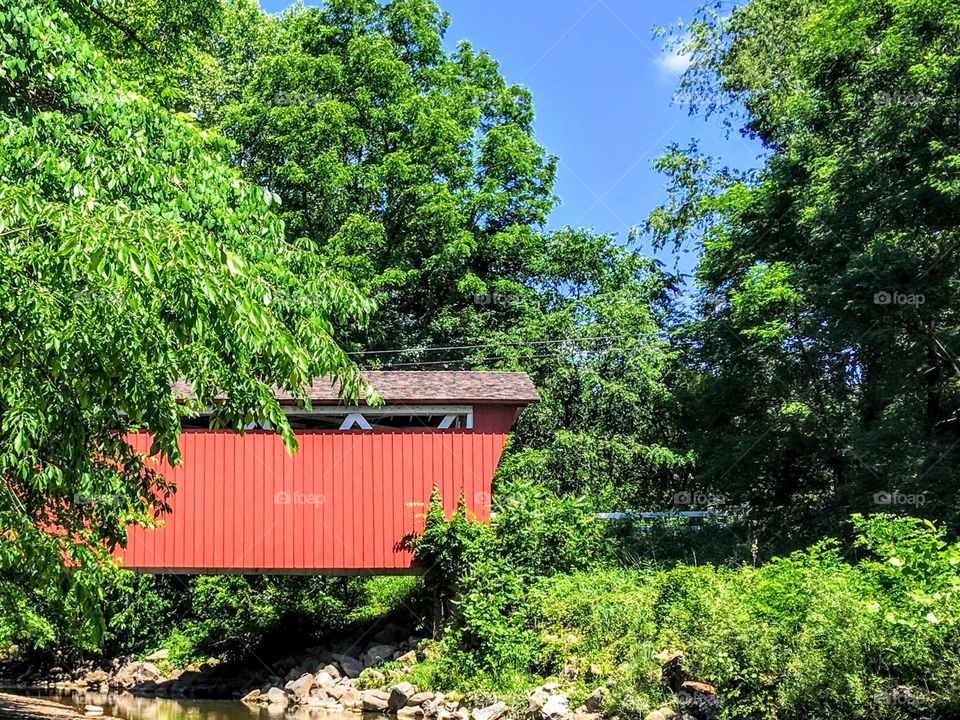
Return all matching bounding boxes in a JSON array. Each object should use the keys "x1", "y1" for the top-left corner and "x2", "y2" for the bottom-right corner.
[{"x1": 79, "y1": 1, "x2": 156, "y2": 57}]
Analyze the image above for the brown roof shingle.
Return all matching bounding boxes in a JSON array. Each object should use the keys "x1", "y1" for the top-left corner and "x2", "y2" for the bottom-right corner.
[{"x1": 173, "y1": 371, "x2": 539, "y2": 406}]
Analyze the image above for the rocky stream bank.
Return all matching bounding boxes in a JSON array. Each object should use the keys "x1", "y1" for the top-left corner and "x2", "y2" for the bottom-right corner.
[{"x1": 2, "y1": 633, "x2": 717, "y2": 720}]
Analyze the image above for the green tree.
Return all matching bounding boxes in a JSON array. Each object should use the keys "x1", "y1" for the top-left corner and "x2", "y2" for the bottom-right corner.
[
  {"x1": 0, "y1": 0, "x2": 369, "y2": 647},
  {"x1": 491, "y1": 229, "x2": 692, "y2": 511},
  {"x1": 202, "y1": 1, "x2": 688, "y2": 511},
  {"x1": 209, "y1": 0, "x2": 557, "y2": 353},
  {"x1": 649, "y1": 0, "x2": 960, "y2": 543}
]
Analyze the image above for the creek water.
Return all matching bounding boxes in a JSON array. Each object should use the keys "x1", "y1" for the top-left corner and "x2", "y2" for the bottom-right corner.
[{"x1": 14, "y1": 688, "x2": 361, "y2": 720}]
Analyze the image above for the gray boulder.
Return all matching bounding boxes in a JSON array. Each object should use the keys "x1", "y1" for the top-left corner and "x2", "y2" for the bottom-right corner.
[
  {"x1": 471, "y1": 701, "x2": 509, "y2": 720},
  {"x1": 584, "y1": 688, "x2": 604, "y2": 713},
  {"x1": 365, "y1": 644, "x2": 398, "y2": 667},
  {"x1": 528, "y1": 689, "x2": 549, "y2": 715},
  {"x1": 541, "y1": 694, "x2": 570, "y2": 719},
  {"x1": 314, "y1": 670, "x2": 336, "y2": 688},
  {"x1": 389, "y1": 682, "x2": 418, "y2": 712},
  {"x1": 408, "y1": 691, "x2": 436, "y2": 707},
  {"x1": 285, "y1": 672, "x2": 314, "y2": 701},
  {"x1": 363, "y1": 689, "x2": 392, "y2": 712},
  {"x1": 332, "y1": 653, "x2": 364, "y2": 679},
  {"x1": 265, "y1": 687, "x2": 288, "y2": 706}
]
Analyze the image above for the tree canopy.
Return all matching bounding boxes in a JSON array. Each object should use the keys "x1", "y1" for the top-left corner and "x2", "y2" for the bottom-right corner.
[
  {"x1": 650, "y1": 0, "x2": 960, "y2": 542},
  {"x1": 0, "y1": 0, "x2": 370, "y2": 644},
  {"x1": 208, "y1": 0, "x2": 557, "y2": 354}
]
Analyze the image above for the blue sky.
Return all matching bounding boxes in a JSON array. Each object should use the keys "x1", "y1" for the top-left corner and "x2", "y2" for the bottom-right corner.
[{"x1": 259, "y1": 0, "x2": 764, "y2": 277}]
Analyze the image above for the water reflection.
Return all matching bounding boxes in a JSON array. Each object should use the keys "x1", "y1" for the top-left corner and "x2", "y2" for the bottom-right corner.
[{"x1": 20, "y1": 689, "x2": 362, "y2": 720}]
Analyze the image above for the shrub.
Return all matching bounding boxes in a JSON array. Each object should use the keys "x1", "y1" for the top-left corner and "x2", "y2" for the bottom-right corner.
[
  {"x1": 406, "y1": 513, "x2": 960, "y2": 719},
  {"x1": 493, "y1": 481, "x2": 611, "y2": 576}
]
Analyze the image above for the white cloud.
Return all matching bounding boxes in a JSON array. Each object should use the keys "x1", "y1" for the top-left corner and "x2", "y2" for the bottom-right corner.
[{"x1": 656, "y1": 49, "x2": 692, "y2": 75}]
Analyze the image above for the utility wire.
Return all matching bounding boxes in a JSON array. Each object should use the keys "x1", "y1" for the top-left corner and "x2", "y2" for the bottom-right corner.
[
  {"x1": 346, "y1": 332, "x2": 669, "y2": 357},
  {"x1": 373, "y1": 344, "x2": 655, "y2": 369}
]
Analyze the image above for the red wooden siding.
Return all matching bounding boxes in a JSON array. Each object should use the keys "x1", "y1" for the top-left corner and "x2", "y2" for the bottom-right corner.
[{"x1": 120, "y1": 417, "x2": 513, "y2": 573}]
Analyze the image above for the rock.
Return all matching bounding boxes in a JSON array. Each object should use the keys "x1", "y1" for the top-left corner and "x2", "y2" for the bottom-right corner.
[
  {"x1": 140, "y1": 662, "x2": 163, "y2": 680},
  {"x1": 399, "y1": 707, "x2": 425, "y2": 718},
  {"x1": 679, "y1": 680, "x2": 717, "y2": 696},
  {"x1": 471, "y1": 701, "x2": 508, "y2": 720},
  {"x1": 240, "y1": 689, "x2": 261, "y2": 704},
  {"x1": 585, "y1": 688, "x2": 605, "y2": 713},
  {"x1": 661, "y1": 653, "x2": 684, "y2": 693},
  {"x1": 363, "y1": 689, "x2": 392, "y2": 713},
  {"x1": 83, "y1": 670, "x2": 110, "y2": 686},
  {"x1": 528, "y1": 689, "x2": 550, "y2": 715},
  {"x1": 422, "y1": 697, "x2": 444, "y2": 717},
  {"x1": 136, "y1": 680, "x2": 160, "y2": 696},
  {"x1": 407, "y1": 692, "x2": 435, "y2": 707},
  {"x1": 324, "y1": 663, "x2": 342, "y2": 679},
  {"x1": 285, "y1": 665, "x2": 307, "y2": 682},
  {"x1": 314, "y1": 670, "x2": 336, "y2": 688},
  {"x1": 328, "y1": 684, "x2": 352, "y2": 700},
  {"x1": 341, "y1": 689, "x2": 363, "y2": 711},
  {"x1": 145, "y1": 649, "x2": 170, "y2": 661},
  {"x1": 643, "y1": 708, "x2": 676, "y2": 720},
  {"x1": 265, "y1": 687, "x2": 288, "y2": 706},
  {"x1": 654, "y1": 649, "x2": 682, "y2": 664},
  {"x1": 540, "y1": 694, "x2": 570, "y2": 719},
  {"x1": 677, "y1": 680, "x2": 721, "y2": 720},
  {"x1": 397, "y1": 650, "x2": 418, "y2": 665},
  {"x1": 586, "y1": 664, "x2": 602, "y2": 681},
  {"x1": 542, "y1": 682, "x2": 561, "y2": 692},
  {"x1": 285, "y1": 673, "x2": 314, "y2": 701},
  {"x1": 453, "y1": 708, "x2": 469, "y2": 720},
  {"x1": 333, "y1": 654, "x2": 364, "y2": 679},
  {"x1": 374, "y1": 624, "x2": 404, "y2": 643},
  {"x1": 112, "y1": 661, "x2": 162, "y2": 689},
  {"x1": 365, "y1": 644, "x2": 398, "y2": 667},
  {"x1": 389, "y1": 682, "x2": 418, "y2": 712},
  {"x1": 564, "y1": 633, "x2": 579, "y2": 645},
  {"x1": 84, "y1": 706, "x2": 103, "y2": 716}
]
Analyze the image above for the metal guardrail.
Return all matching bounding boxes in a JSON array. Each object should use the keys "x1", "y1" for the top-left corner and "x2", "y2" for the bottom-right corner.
[{"x1": 597, "y1": 510, "x2": 727, "y2": 520}]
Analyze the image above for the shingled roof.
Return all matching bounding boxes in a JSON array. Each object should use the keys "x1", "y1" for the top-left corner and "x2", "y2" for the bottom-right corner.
[{"x1": 173, "y1": 371, "x2": 539, "y2": 406}]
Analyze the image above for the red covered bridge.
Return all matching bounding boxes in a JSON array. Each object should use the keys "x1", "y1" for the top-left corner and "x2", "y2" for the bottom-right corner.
[{"x1": 119, "y1": 372, "x2": 538, "y2": 574}]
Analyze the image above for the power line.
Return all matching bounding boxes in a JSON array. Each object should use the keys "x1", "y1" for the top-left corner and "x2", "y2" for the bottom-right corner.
[
  {"x1": 346, "y1": 332, "x2": 669, "y2": 358},
  {"x1": 373, "y1": 344, "x2": 657, "y2": 369}
]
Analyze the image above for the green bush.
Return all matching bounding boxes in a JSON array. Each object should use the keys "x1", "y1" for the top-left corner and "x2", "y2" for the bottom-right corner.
[
  {"x1": 493, "y1": 481, "x2": 611, "y2": 576},
  {"x1": 406, "y1": 513, "x2": 960, "y2": 719}
]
